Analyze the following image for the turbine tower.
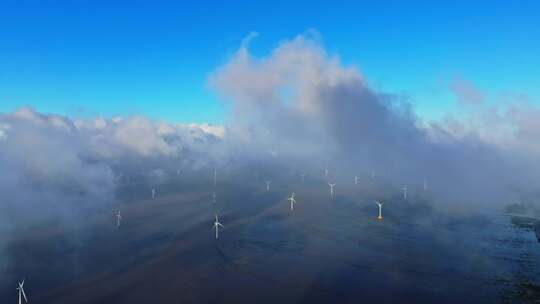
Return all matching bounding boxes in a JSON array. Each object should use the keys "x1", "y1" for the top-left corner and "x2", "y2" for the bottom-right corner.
[
  {"x1": 266, "y1": 180, "x2": 271, "y2": 192},
  {"x1": 152, "y1": 188, "x2": 156, "y2": 200},
  {"x1": 375, "y1": 201, "x2": 384, "y2": 220},
  {"x1": 328, "y1": 183, "x2": 336, "y2": 197},
  {"x1": 17, "y1": 279, "x2": 28, "y2": 304},
  {"x1": 287, "y1": 192, "x2": 297, "y2": 211},
  {"x1": 213, "y1": 169, "x2": 217, "y2": 187},
  {"x1": 213, "y1": 214, "x2": 224, "y2": 239},
  {"x1": 116, "y1": 210, "x2": 122, "y2": 228},
  {"x1": 212, "y1": 191, "x2": 216, "y2": 204}
]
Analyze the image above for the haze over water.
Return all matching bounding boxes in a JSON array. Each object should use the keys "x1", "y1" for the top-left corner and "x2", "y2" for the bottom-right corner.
[{"x1": 2, "y1": 168, "x2": 539, "y2": 303}]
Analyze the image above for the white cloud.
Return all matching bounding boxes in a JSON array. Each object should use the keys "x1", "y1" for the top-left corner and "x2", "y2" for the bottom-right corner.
[{"x1": 211, "y1": 32, "x2": 540, "y2": 210}]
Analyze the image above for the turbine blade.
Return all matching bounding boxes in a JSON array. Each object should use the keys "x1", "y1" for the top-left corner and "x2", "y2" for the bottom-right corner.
[{"x1": 21, "y1": 287, "x2": 28, "y2": 302}]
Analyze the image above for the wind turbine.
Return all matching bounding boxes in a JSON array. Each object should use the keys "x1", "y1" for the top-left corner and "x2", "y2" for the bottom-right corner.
[
  {"x1": 375, "y1": 201, "x2": 384, "y2": 220},
  {"x1": 354, "y1": 176, "x2": 359, "y2": 185},
  {"x1": 287, "y1": 192, "x2": 297, "y2": 211},
  {"x1": 402, "y1": 186, "x2": 408, "y2": 201},
  {"x1": 17, "y1": 279, "x2": 28, "y2": 304},
  {"x1": 328, "y1": 183, "x2": 336, "y2": 197},
  {"x1": 423, "y1": 179, "x2": 428, "y2": 191},
  {"x1": 324, "y1": 167, "x2": 329, "y2": 178},
  {"x1": 213, "y1": 169, "x2": 217, "y2": 187},
  {"x1": 152, "y1": 188, "x2": 156, "y2": 200},
  {"x1": 116, "y1": 210, "x2": 122, "y2": 228},
  {"x1": 266, "y1": 180, "x2": 271, "y2": 192},
  {"x1": 212, "y1": 191, "x2": 216, "y2": 204},
  {"x1": 213, "y1": 214, "x2": 224, "y2": 239},
  {"x1": 300, "y1": 173, "x2": 306, "y2": 182}
]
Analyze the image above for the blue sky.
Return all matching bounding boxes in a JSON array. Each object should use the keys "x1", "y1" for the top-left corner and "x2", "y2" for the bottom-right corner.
[{"x1": 0, "y1": 1, "x2": 538, "y2": 123}]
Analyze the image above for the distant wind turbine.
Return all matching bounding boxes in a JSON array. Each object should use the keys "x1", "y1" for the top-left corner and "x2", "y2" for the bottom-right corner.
[
  {"x1": 288, "y1": 192, "x2": 297, "y2": 211},
  {"x1": 328, "y1": 183, "x2": 336, "y2": 197},
  {"x1": 213, "y1": 169, "x2": 217, "y2": 187},
  {"x1": 116, "y1": 210, "x2": 122, "y2": 227},
  {"x1": 324, "y1": 168, "x2": 329, "y2": 178},
  {"x1": 423, "y1": 179, "x2": 428, "y2": 191},
  {"x1": 17, "y1": 279, "x2": 28, "y2": 304},
  {"x1": 300, "y1": 173, "x2": 306, "y2": 182},
  {"x1": 375, "y1": 201, "x2": 384, "y2": 220},
  {"x1": 152, "y1": 188, "x2": 156, "y2": 200},
  {"x1": 213, "y1": 214, "x2": 224, "y2": 239},
  {"x1": 212, "y1": 191, "x2": 217, "y2": 204},
  {"x1": 354, "y1": 176, "x2": 359, "y2": 185},
  {"x1": 266, "y1": 180, "x2": 271, "y2": 192},
  {"x1": 403, "y1": 186, "x2": 408, "y2": 201}
]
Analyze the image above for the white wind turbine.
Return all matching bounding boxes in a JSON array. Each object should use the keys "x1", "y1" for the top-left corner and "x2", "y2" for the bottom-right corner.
[
  {"x1": 17, "y1": 279, "x2": 28, "y2": 304},
  {"x1": 116, "y1": 210, "x2": 122, "y2": 228},
  {"x1": 266, "y1": 180, "x2": 271, "y2": 192},
  {"x1": 152, "y1": 188, "x2": 156, "y2": 200},
  {"x1": 213, "y1": 214, "x2": 224, "y2": 239},
  {"x1": 375, "y1": 201, "x2": 384, "y2": 220},
  {"x1": 287, "y1": 192, "x2": 297, "y2": 211},
  {"x1": 402, "y1": 186, "x2": 408, "y2": 201},
  {"x1": 212, "y1": 191, "x2": 216, "y2": 204},
  {"x1": 324, "y1": 167, "x2": 329, "y2": 178},
  {"x1": 328, "y1": 183, "x2": 336, "y2": 197},
  {"x1": 213, "y1": 169, "x2": 217, "y2": 187},
  {"x1": 354, "y1": 176, "x2": 359, "y2": 185}
]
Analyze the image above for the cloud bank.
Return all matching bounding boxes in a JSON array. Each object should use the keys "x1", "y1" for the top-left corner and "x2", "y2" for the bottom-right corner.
[
  {"x1": 211, "y1": 33, "x2": 540, "y2": 209},
  {"x1": 0, "y1": 107, "x2": 225, "y2": 255},
  {"x1": 1, "y1": 32, "x2": 540, "y2": 252}
]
